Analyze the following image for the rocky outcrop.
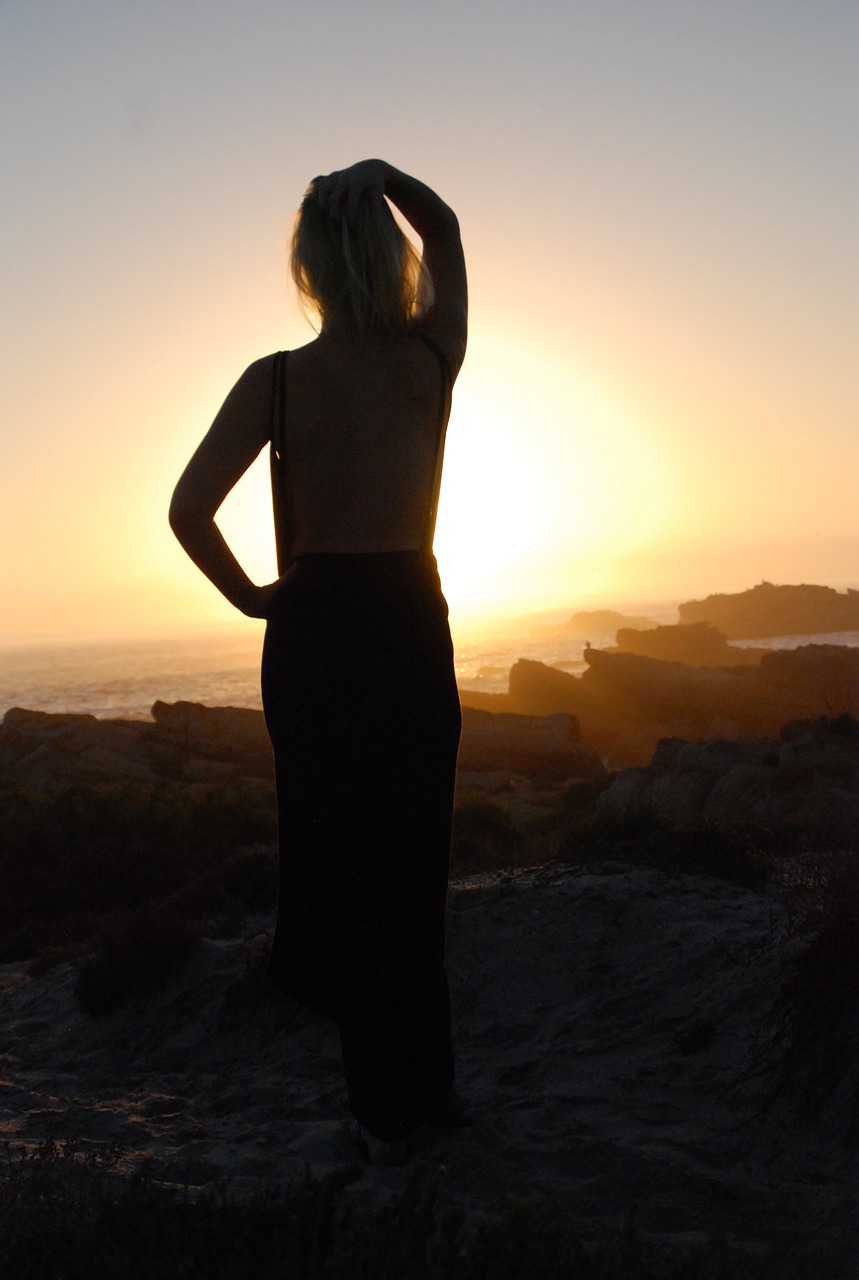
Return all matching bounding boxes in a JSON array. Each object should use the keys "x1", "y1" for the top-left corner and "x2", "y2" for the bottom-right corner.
[
  {"x1": 500, "y1": 645, "x2": 859, "y2": 767},
  {"x1": 0, "y1": 702, "x2": 607, "y2": 792},
  {"x1": 458, "y1": 709, "x2": 605, "y2": 781},
  {"x1": 679, "y1": 582, "x2": 859, "y2": 639},
  {"x1": 613, "y1": 622, "x2": 764, "y2": 667},
  {"x1": 149, "y1": 701, "x2": 274, "y2": 779},
  {"x1": 7, "y1": 639, "x2": 856, "y2": 790},
  {"x1": 0, "y1": 703, "x2": 275, "y2": 789},
  {"x1": 0, "y1": 708, "x2": 159, "y2": 789},
  {"x1": 595, "y1": 717, "x2": 859, "y2": 837},
  {"x1": 508, "y1": 660, "x2": 585, "y2": 716}
]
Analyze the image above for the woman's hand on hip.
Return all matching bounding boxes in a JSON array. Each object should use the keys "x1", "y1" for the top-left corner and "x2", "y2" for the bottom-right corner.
[{"x1": 243, "y1": 569, "x2": 295, "y2": 618}]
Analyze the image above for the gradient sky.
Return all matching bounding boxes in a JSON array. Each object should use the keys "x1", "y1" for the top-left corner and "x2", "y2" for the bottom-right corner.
[{"x1": 2, "y1": 0, "x2": 857, "y2": 643}]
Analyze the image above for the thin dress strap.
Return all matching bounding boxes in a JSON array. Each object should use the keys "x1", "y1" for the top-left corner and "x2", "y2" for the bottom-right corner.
[
  {"x1": 269, "y1": 338, "x2": 451, "y2": 568},
  {"x1": 269, "y1": 350, "x2": 291, "y2": 576}
]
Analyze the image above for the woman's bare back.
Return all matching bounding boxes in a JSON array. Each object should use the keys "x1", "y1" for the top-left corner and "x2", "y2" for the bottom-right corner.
[{"x1": 281, "y1": 331, "x2": 453, "y2": 556}]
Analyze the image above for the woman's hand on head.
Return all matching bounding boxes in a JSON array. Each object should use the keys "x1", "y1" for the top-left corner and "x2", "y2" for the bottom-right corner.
[{"x1": 313, "y1": 160, "x2": 389, "y2": 226}]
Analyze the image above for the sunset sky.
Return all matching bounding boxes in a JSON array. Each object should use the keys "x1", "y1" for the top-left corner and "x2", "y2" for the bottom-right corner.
[{"x1": 2, "y1": 0, "x2": 857, "y2": 644}]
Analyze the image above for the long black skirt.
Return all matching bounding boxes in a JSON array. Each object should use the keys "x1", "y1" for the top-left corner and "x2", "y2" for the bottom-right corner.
[{"x1": 261, "y1": 551, "x2": 461, "y2": 1141}]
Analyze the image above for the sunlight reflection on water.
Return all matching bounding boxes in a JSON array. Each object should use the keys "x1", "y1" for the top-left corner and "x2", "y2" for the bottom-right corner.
[{"x1": 2, "y1": 625, "x2": 858, "y2": 721}]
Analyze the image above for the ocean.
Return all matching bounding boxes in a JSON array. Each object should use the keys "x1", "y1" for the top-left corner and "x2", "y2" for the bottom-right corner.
[{"x1": 2, "y1": 619, "x2": 858, "y2": 723}]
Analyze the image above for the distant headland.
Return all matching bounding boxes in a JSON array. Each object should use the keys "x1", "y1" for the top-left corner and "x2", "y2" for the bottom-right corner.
[{"x1": 678, "y1": 581, "x2": 859, "y2": 639}]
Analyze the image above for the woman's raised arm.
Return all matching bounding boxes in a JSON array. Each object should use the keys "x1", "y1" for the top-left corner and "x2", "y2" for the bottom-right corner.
[{"x1": 314, "y1": 160, "x2": 467, "y2": 366}]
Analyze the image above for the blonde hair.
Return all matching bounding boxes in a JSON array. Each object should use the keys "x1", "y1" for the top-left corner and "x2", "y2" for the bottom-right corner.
[{"x1": 290, "y1": 185, "x2": 433, "y2": 334}]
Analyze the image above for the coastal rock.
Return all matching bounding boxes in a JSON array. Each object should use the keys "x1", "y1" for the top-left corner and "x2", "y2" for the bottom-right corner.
[
  {"x1": 0, "y1": 703, "x2": 606, "y2": 793},
  {"x1": 0, "y1": 712, "x2": 153, "y2": 788},
  {"x1": 0, "y1": 703, "x2": 274, "y2": 789},
  {"x1": 508, "y1": 659, "x2": 584, "y2": 715},
  {"x1": 613, "y1": 621, "x2": 763, "y2": 667},
  {"x1": 678, "y1": 581, "x2": 859, "y2": 639},
  {"x1": 584, "y1": 645, "x2": 859, "y2": 751},
  {"x1": 458, "y1": 708, "x2": 605, "y2": 781},
  {"x1": 466, "y1": 643, "x2": 859, "y2": 770},
  {"x1": 581, "y1": 649, "x2": 756, "y2": 722},
  {"x1": 149, "y1": 700, "x2": 274, "y2": 778},
  {"x1": 757, "y1": 645, "x2": 859, "y2": 713}
]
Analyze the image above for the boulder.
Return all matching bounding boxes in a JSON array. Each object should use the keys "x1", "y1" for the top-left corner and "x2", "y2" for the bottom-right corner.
[
  {"x1": 1, "y1": 701, "x2": 608, "y2": 794},
  {"x1": 581, "y1": 649, "x2": 755, "y2": 722},
  {"x1": 594, "y1": 767, "x2": 652, "y2": 830},
  {"x1": 149, "y1": 701, "x2": 273, "y2": 778},
  {"x1": 507, "y1": 660, "x2": 585, "y2": 716},
  {"x1": 458, "y1": 708, "x2": 605, "y2": 781},
  {"x1": 0, "y1": 703, "x2": 274, "y2": 789},
  {"x1": 613, "y1": 622, "x2": 763, "y2": 667},
  {"x1": 0, "y1": 710, "x2": 152, "y2": 788},
  {"x1": 702, "y1": 764, "x2": 779, "y2": 826},
  {"x1": 482, "y1": 644, "x2": 859, "y2": 771},
  {"x1": 757, "y1": 645, "x2": 859, "y2": 715},
  {"x1": 593, "y1": 718, "x2": 859, "y2": 839}
]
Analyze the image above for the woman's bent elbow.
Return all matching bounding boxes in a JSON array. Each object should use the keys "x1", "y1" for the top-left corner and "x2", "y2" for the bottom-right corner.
[{"x1": 168, "y1": 495, "x2": 208, "y2": 542}]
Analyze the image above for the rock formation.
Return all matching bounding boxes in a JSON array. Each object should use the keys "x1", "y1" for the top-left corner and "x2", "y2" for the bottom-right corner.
[
  {"x1": 457, "y1": 709, "x2": 604, "y2": 781},
  {"x1": 613, "y1": 621, "x2": 764, "y2": 667},
  {"x1": 493, "y1": 644, "x2": 859, "y2": 766},
  {"x1": 0, "y1": 702, "x2": 607, "y2": 793}
]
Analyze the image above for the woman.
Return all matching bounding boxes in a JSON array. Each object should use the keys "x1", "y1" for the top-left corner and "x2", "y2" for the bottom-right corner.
[{"x1": 169, "y1": 159, "x2": 467, "y2": 1164}]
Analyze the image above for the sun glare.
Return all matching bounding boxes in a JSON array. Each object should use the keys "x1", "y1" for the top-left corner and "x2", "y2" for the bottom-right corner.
[{"x1": 434, "y1": 333, "x2": 672, "y2": 611}]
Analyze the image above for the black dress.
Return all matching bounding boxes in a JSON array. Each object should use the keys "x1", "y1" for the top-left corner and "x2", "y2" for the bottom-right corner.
[{"x1": 261, "y1": 341, "x2": 461, "y2": 1141}]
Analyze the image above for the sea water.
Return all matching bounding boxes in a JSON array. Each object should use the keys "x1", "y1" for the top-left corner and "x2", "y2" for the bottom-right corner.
[{"x1": 2, "y1": 621, "x2": 858, "y2": 722}]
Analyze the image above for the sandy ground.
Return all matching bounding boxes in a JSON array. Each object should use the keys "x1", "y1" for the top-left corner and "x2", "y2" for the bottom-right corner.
[{"x1": 1, "y1": 861, "x2": 857, "y2": 1272}]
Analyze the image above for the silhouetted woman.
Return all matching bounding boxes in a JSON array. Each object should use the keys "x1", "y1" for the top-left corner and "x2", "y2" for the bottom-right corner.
[{"x1": 169, "y1": 159, "x2": 467, "y2": 1164}]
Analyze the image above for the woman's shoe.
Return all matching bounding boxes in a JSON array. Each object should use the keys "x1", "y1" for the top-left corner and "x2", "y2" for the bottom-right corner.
[{"x1": 355, "y1": 1126, "x2": 409, "y2": 1166}]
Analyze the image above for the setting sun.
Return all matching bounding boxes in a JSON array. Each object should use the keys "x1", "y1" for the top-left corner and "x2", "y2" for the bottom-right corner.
[{"x1": 434, "y1": 332, "x2": 672, "y2": 611}]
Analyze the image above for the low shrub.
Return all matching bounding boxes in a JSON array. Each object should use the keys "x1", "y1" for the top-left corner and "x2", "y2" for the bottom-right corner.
[
  {"x1": 0, "y1": 1147, "x2": 783, "y2": 1279},
  {"x1": 0, "y1": 782, "x2": 277, "y2": 966},
  {"x1": 74, "y1": 905, "x2": 198, "y2": 1015},
  {"x1": 741, "y1": 848, "x2": 859, "y2": 1144},
  {"x1": 561, "y1": 824, "x2": 776, "y2": 887}
]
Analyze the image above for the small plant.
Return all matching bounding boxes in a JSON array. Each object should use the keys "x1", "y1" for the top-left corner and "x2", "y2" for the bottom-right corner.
[
  {"x1": 740, "y1": 847, "x2": 859, "y2": 1145},
  {"x1": 0, "y1": 1153, "x2": 783, "y2": 1279},
  {"x1": 451, "y1": 795, "x2": 524, "y2": 874},
  {"x1": 74, "y1": 905, "x2": 197, "y2": 1015}
]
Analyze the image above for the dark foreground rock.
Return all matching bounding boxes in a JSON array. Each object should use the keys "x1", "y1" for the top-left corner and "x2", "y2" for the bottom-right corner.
[
  {"x1": 1, "y1": 861, "x2": 855, "y2": 1274},
  {"x1": 595, "y1": 715, "x2": 859, "y2": 837}
]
